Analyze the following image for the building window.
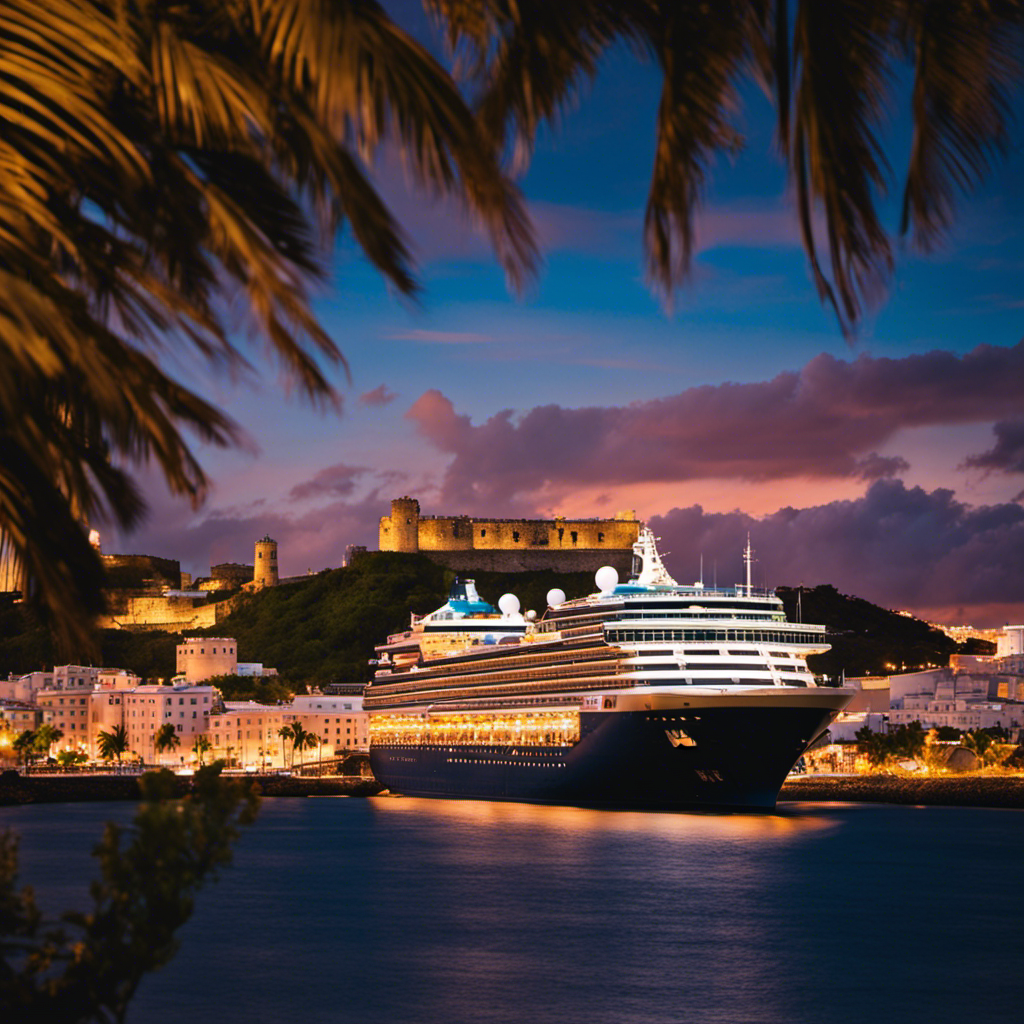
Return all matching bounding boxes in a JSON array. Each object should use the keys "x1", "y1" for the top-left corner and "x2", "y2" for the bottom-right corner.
[
  {"x1": 598, "y1": 532, "x2": 604, "y2": 542},
  {"x1": 480, "y1": 529, "x2": 486, "y2": 537},
  {"x1": 513, "y1": 531, "x2": 520, "y2": 542}
]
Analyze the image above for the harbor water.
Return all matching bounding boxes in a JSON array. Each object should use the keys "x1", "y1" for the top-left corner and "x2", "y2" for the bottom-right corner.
[{"x1": 3, "y1": 796, "x2": 1023, "y2": 1023}]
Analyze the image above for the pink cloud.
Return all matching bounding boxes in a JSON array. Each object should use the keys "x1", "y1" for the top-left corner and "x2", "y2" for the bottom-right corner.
[
  {"x1": 384, "y1": 329, "x2": 495, "y2": 344},
  {"x1": 405, "y1": 341, "x2": 1024, "y2": 507},
  {"x1": 359, "y1": 384, "x2": 398, "y2": 406}
]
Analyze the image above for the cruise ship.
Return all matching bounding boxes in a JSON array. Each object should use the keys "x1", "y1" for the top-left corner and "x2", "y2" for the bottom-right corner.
[{"x1": 365, "y1": 529, "x2": 853, "y2": 810}]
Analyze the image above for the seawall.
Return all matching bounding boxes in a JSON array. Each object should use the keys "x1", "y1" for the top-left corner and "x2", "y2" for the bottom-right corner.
[
  {"x1": 0, "y1": 771, "x2": 384, "y2": 806},
  {"x1": 779, "y1": 774, "x2": 1024, "y2": 809}
]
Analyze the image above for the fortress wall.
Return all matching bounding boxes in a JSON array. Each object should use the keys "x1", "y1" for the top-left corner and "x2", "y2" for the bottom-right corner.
[
  {"x1": 419, "y1": 548, "x2": 634, "y2": 576},
  {"x1": 416, "y1": 515, "x2": 474, "y2": 551},
  {"x1": 379, "y1": 496, "x2": 641, "y2": 559},
  {"x1": 468, "y1": 517, "x2": 639, "y2": 551},
  {"x1": 101, "y1": 554, "x2": 181, "y2": 592},
  {"x1": 97, "y1": 593, "x2": 242, "y2": 632}
]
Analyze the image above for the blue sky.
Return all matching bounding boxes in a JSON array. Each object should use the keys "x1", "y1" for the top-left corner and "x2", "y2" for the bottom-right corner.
[{"x1": 108, "y1": 16, "x2": 1024, "y2": 626}]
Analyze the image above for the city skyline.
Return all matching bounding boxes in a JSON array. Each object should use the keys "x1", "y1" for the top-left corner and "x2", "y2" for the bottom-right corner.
[{"x1": 104, "y1": 16, "x2": 1024, "y2": 627}]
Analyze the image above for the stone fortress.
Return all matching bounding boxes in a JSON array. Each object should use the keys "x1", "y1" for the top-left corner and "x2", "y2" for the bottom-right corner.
[
  {"x1": 379, "y1": 497, "x2": 641, "y2": 575},
  {"x1": 98, "y1": 535, "x2": 286, "y2": 632}
]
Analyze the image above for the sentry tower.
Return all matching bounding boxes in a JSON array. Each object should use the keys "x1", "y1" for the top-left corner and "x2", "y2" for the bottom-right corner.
[{"x1": 253, "y1": 535, "x2": 279, "y2": 587}]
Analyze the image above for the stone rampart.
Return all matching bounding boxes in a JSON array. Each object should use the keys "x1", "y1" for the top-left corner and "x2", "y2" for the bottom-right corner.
[
  {"x1": 418, "y1": 548, "x2": 634, "y2": 575},
  {"x1": 101, "y1": 554, "x2": 181, "y2": 592}
]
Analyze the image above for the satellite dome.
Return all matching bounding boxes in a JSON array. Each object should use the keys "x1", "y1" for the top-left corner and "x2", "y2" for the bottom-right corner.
[
  {"x1": 595, "y1": 566, "x2": 619, "y2": 593},
  {"x1": 546, "y1": 588, "x2": 566, "y2": 607},
  {"x1": 498, "y1": 593, "x2": 521, "y2": 616}
]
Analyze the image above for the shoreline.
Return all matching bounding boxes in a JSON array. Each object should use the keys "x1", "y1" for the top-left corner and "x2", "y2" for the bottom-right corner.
[
  {"x1": 4, "y1": 771, "x2": 1024, "y2": 809},
  {"x1": 0, "y1": 771, "x2": 385, "y2": 806},
  {"x1": 779, "y1": 774, "x2": 1024, "y2": 809}
]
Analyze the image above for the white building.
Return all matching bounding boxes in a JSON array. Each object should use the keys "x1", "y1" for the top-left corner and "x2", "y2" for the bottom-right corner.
[{"x1": 997, "y1": 625, "x2": 1024, "y2": 658}]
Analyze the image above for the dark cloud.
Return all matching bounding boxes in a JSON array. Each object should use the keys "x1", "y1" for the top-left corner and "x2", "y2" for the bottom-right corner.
[
  {"x1": 407, "y1": 342, "x2": 1024, "y2": 504},
  {"x1": 963, "y1": 419, "x2": 1024, "y2": 474},
  {"x1": 853, "y1": 453, "x2": 911, "y2": 480},
  {"x1": 107, "y1": 488, "x2": 386, "y2": 579},
  {"x1": 288, "y1": 464, "x2": 368, "y2": 502},
  {"x1": 651, "y1": 479, "x2": 1024, "y2": 620},
  {"x1": 359, "y1": 384, "x2": 398, "y2": 407}
]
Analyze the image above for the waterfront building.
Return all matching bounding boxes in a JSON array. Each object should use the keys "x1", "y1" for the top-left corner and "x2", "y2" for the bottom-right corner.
[
  {"x1": 288, "y1": 693, "x2": 368, "y2": 753},
  {"x1": 0, "y1": 670, "x2": 53, "y2": 703},
  {"x1": 207, "y1": 694, "x2": 369, "y2": 769},
  {"x1": 210, "y1": 701, "x2": 287, "y2": 768}
]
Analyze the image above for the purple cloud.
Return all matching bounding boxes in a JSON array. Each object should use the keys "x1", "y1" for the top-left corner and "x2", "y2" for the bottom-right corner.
[
  {"x1": 964, "y1": 419, "x2": 1024, "y2": 475},
  {"x1": 406, "y1": 342, "x2": 1024, "y2": 505},
  {"x1": 359, "y1": 385, "x2": 398, "y2": 407},
  {"x1": 651, "y1": 479, "x2": 1024, "y2": 622},
  {"x1": 288, "y1": 464, "x2": 368, "y2": 502}
]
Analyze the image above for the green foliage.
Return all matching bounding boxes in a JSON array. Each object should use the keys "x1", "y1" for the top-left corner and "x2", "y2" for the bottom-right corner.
[
  {"x1": 855, "y1": 722, "x2": 927, "y2": 767},
  {"x1": 96, "y1": 724, "x2": 129, "y2": 764},
  {"x1": 0, "y1": 765, "x2": 258, "y2": 1020},
  {"x1": 12, "y1": 730, "x2": 35, "y2": 767},
  {"x1": 0, "y1": 599, "x2": 177, "y2": 680},
  {"x1": 154, "y1": 723, "x2": 181, "y2": 756},
  {"x1": 195, "y1": 553, "x2": 596, "y2": 685},
  {"x1": 33, "y1": 724, "x2": 63, "y2": 756},
  {"x1": 191, "y1": 736, "x2": 212, "y2": 766},
  {"x1": 56, "y1": 749, "x2": 88, "y2": 769},
  {"x1": 205, "y1": 674, "x2": 294, "y2": 704},
  {"x1": 776, "y1": 584, "x2": 977, "y2": 677}
]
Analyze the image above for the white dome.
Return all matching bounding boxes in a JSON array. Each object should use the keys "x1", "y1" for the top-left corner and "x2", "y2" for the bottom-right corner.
[
  {"x1": 498, "y1": 593, "x2": 521, "y2": 616},
  {"x1": 546, "y1": 588, "x2": 566, "y2": 607},
  {"x1": 595, "y1": 566, "x2": 619, "y2": 593}
]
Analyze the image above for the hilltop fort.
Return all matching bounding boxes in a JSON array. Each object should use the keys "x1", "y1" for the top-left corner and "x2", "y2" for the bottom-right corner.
[{"x1": 378, "y1": 496, "x2": 640, "y2": 575}]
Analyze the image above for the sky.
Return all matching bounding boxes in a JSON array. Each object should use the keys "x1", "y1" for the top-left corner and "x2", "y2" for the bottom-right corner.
[{"x1": 105, "y1": 13, "x2": 1024, "y2": 628}]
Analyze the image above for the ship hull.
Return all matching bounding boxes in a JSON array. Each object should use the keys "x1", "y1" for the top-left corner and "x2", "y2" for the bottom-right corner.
[{"x1": 370, "y1": 700, "x2": 841, "y2": 811}]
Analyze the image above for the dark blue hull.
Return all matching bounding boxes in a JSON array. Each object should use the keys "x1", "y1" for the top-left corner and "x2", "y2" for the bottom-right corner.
[{"x1": 370, "y1": 706, "x2": 834, "y2": 811}]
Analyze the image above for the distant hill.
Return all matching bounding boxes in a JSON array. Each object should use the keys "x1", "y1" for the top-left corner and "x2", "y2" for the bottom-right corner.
[
  {"x1": 0, "y1": 558, "x2": 994, "y2": 684},
  {"x1": 775, "y1": 584, "x2": 994, "y2": 678}
]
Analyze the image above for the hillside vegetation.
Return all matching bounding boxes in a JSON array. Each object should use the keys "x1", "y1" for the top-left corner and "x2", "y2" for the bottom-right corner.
[
  {"x1": 0, "y1": 559, "x2": 993, "y2": 685},
  {"x1": 775, "y1": 585, "x2": 993, "y2": 678}
]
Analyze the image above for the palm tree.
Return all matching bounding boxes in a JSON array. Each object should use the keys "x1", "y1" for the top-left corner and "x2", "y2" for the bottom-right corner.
[
  {"x1": 192, "y1": 735, "x2": 212, "y2": 767},
  {"x1": 277, "y1": 724, "x2": 295, "y2": 768},
  {"x1": 12, "y1": 730, "x2": 36, "y2": 768},
  {"x1": 33, "y1": 724, "x2": 64, "y2": 760},
  {"x1": 96, "y1": 724, "x2": 130, "y2": 766},
  {"x1": 284, "y1": 721, "x2": 318, "y2": 771},
  {"x1": 154, "y1": 723, "x2": 181, "y2": 763},
  {"x1": 432, "y1": 0, "x2": 1023, "y2": 335},
  {"x1": 0, "y1": 0, "x2": 536, "y2": 655}
]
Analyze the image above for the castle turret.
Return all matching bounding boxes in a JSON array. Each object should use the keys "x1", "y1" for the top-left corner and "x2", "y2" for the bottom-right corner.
[
  {"x1": 253, "y1": 535, "x2": 279, "y2": 587},
  {"x1": 381, "y1": 497, "x2": 420, "y2": 553}
]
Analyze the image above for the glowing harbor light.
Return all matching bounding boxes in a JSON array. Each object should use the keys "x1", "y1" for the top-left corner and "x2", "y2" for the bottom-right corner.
[
  {"x1": 546, "y1": 588, "x2": 566, "y2": 607},
  {"x1": 595, "y1": 565, "x2": 619, "y2": 593}
]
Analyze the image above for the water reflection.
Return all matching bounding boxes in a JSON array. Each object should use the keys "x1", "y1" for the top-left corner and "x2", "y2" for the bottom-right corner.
[
  {"x1": 370, "y1": 793, "x2": 841, "y2": 841},
  {"x1": 5, "y1": 799, "x2": 1022, "y2": 1024}
]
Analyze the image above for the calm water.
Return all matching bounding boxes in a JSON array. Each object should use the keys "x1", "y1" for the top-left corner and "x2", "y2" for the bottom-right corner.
[{"x1": 3, "y1": 796, "x2": 1023, "y2": 1024}]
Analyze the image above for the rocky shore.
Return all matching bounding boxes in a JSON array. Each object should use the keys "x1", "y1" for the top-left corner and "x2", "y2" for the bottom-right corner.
[
  {"x1": 779, "y1": 774, "x2": 1024, "y2": 809},
  {"x1": 4, "y1": 770, "x2": 1023, "y2": 809},
  {"x1": 0, "y1": 770, "x2": 384, "y2": 806}
]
